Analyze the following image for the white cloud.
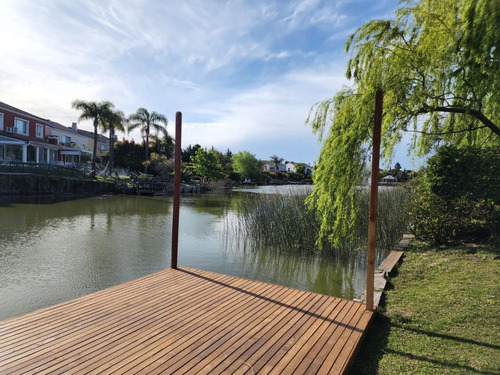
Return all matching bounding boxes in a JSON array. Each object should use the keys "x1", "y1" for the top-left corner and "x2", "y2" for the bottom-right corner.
[
  {"x1": 0, "y1": 0, "x2": 402, "y2": 165},
  {"x1": 176, "y1": 62, "x2": 349, "y2": 163}
]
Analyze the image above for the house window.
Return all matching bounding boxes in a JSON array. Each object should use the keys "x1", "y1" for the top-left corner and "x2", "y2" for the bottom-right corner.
[
  {"x1": 14, "y1": 118, "x2": 29, "y2": 135},
  {"x1": 36, "y1": 124, "x2": 44, "y2": 138},
  {"x1": 0, "y1": 113, "x2": 4, "y2": 131},
  {"x1": 100, "y1": 145, "x2": 107, "y2": 151},
  {"x1": 62, "y1": 135, "x2": 71, "y2": 144}
]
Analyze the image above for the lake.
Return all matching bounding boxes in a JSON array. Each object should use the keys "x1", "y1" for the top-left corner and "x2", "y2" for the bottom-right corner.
[{"x1": 0, "y1": 190, "x2": 375, "y2": 321}]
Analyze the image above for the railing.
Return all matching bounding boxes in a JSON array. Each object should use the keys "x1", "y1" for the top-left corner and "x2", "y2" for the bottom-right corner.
[{"x1": 0, "y1": 161, "x2": 90, "y2": 179}]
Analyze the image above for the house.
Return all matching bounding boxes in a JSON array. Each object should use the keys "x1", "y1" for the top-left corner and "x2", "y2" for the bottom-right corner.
[
  {"x1": 0, "y1": 101, "x2": 110, "y2": 166},
  {"x1": 262, "y1": 161, "x2": 287, "y2": 172},
  {"x1": 381, "y1": 175, "x2": 398, "y2": 185},
  {"x1": 74, "y1": 128, "x2": 110, "y2": 157},
  {"x1": 0, "y1": 101, "x2": 58, "y2": 163},
  {"x1": 285, "y1": 162, "x2": 313, "y2": 176},
  {"x1": 47, "y1": 121, "x2": 93, "y2": 166}
]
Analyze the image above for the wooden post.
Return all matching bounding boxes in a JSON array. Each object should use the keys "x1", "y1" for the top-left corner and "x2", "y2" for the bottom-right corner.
[
  {"x1": 366, "y1": 89, "x2": 383, "y2": 311},
  {"x1": 171, "y1": 112, "x2": 182, "y2": 269}
]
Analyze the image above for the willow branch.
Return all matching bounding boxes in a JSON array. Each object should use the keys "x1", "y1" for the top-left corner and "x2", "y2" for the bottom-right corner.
[
  {"x1": 406, "y1": 125, "x2": 488, "y2": 136},
  {"x1": 417, "y1": 106, "x2": 500, "y2": 137}
]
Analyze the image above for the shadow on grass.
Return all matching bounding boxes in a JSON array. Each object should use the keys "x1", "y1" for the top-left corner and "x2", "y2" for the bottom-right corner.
[
  {"x1": 390, "y1": 322, "x2": 500, "y2": 351},
  {"x1": 349, "y1": 300, "x2": 391, "y2": 374},
  {"x1": 378, "y1": 348, "x2": 499, "y2": 375},
  {"x1": 349, "y1": 298, "x2": 499, "y2": 375}
]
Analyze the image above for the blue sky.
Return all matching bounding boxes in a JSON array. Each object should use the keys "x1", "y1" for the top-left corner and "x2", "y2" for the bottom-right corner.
[{"x1": 1, "y1": 0, "x2": 421, "y2": 168}]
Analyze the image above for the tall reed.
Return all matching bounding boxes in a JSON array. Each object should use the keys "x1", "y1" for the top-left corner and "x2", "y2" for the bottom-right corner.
[{"x1": 233, "y1": 187, "x2": 410, "y2": 256}]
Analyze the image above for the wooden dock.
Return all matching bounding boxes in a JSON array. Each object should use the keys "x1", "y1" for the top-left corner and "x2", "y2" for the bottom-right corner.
[{"x1": 0, "y1": 267, "x2": 373, "y2": 374}]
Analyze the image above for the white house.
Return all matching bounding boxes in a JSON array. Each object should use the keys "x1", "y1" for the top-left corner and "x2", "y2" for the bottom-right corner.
[
  {"x1": 46, "y1": 121, "x2": 94, "y2": 166},
  {"x1": 285, "y1": 162, "x2": 313, "y2": 175},
  {"x1": 262, "y1": 161, "x2": 286, "y2": 172},
  {"x1": 381, "y1": 175, "x2": 398, "y2": 185}
]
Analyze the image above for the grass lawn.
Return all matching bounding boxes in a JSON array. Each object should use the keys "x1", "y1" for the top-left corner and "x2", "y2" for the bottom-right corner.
[{"x1": 351, "y1": 243, "x2": 500, "y2": 374}]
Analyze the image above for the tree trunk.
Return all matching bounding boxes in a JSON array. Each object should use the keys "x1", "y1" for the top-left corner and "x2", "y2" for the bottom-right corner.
[
  {"x1": 109, "y1": 127, "x2": 114, "y2": 176},
  {"x1": 92, "y1": 120, "x2": 98, "y2": 179},
  {"x1": 145, "y1": 127, "x2": 150, "y2": 173}
]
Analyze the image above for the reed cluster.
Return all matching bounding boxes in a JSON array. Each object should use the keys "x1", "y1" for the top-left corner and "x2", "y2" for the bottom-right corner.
[{"x1": 234, "y1": 187, "x2": 410, "y2": 256}]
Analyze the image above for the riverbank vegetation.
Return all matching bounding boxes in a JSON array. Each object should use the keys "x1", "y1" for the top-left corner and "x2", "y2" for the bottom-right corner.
[
  {"x1": 234, "y1": 187, "x2": 410, "y2": 256},
  {"x1": 409, "y1": 145, "x2": 500, "y2": 246},
  {"x1": 351, "y1": 242, "x2": 500, "y2": 374}
]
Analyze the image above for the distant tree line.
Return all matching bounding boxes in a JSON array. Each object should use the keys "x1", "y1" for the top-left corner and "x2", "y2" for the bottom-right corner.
[{"x1": 71, "y1": 99, "x2": 312, "y2": 184}]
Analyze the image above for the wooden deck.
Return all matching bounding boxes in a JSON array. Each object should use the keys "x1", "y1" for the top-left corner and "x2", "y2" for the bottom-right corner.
[{"x1": 0, "y1": 267, "x2": 373, "y2": 374}]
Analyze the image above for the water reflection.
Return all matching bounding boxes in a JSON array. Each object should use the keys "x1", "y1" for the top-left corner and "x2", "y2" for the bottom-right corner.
[
  {"x1": 223, "y1": 227, "x2": 384, "y2": 299},
  {"x1": 0, "y1": 193, "x2": 376, "y2": 321}
]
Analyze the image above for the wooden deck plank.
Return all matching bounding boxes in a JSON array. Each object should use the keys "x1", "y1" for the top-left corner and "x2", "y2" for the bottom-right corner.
[
  {"x1": 31, "y1": 273, "x2": 266, "y2": 375},
  {"x1": 143, "y1": 285, "x2": 298, "y2": 374},
  {"x1": 231, "y1": 295, "x2": 335, "y2": 374},
  {"x1": 0, "y1": 269, "x2": 179, "y2": 330},
  {"x1": 286, "y1": 301, "x2": 360, "y2": 374},
  {"x1": 0, "y1": 267, "x2": 373, "y2": 375},
  {"x1": 45, "y1": 293, "x2": 257, "y2": 373},
  {"x1": 4, "y1": 274, "x2": 243, "y2": 374},
  {"x1": 331, "y1": 309, "x2": 374, "y2": 374},
  {"x1": 184, "y1": 290, "x2": 311, "y2": 375},
  {"x1": 212, "y1": 293, "x2": 329, "y2": 375},
  {"x1": 68, "y1": 274, "x2": 283, "y2": 374},
  {"x1": 377, "y1": 250, "x2": 404, "y2": 275},
  {"x1": 104, "y1": 283, "x2": 286, "y2": 374},
  {"x1": 0, "y1": 269, "x2": 197, "y2": 345},
  {"x1": 1, "y1": 271, "x2": 238, "y2": 370},
  {"x1": 0, "y1": 270, "x2": 204, "y2": 351},
  {"x1": 258, "y1": 298, "x2": 350, "y2": 375},
  {"x1": 307, "y1": 303, "x2": 366, "y2": 374}
]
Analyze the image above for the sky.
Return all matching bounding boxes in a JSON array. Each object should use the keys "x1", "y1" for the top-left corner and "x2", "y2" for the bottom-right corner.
[{"x1": 1, "y1": 0, "x2": 422, "y2": 168}]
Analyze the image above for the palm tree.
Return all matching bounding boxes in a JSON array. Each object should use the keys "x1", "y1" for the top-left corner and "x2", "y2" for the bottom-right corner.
[
  {"x1": 72, "y1": 100, "x2": 114, "y2": 178},
  {"x1": 269, "y1": 155, "x2": 284, "y2": 173},
  {"x1": 127, "y1": 108, "x2": 168, "y2": 169},
  {"x1": 100, "y1": 109, "x2": 125, "y2": 175}
]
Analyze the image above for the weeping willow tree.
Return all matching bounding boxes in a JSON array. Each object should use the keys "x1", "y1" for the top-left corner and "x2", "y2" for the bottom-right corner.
[{"x1": 307, "y1": 0, "x2": 500, "y2": 247}]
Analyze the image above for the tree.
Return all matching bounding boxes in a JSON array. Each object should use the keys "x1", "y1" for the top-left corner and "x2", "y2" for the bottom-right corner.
[
  {"x1": 191, "y1": 148, "x2": 224, "y2": 182},
  {"x1": 100, "y1": 109, "x2": 125, "y2": 175},
  {"x1": 210, "y1": 147, "x2": 233, "y2": 179},
  {"x1": 269, "y1": 155, "x2": 284, "y2": 173},
  {"x1": 293, "y1": 163, "x2": 310, "y2": 179},
  {"x1": 111, "y1": 139, "x2": 145, "y2": 172},
  {"x1": 409, "y1": 145, "x2": 500, "y2": 244},
  {"x1": 143, "y1": 153, "x2": 174, "y2": 180},
  {"x1": 127, "y1": 108, "x2": 168, "y2": 169},
  {"x1": 149, "y1": 133, "x2": 174, "y2": 159},
  {"x1": 182, "y1": 144, "x2": 202, "y2": 163},
  {"x1": 307, "y1": 0, "x2": 500, "y2": 246},
  {"x1": 72, "y1": 100, "x2": 114, "y2": 178},
  {"x1": 233, "y1": 151, "x2": 264, "y2": 182}
]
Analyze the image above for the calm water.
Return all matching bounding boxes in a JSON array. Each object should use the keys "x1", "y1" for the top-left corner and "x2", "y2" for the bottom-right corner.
[{"x1": 0, "y1": 192, "x2": 371, "y2": 321}]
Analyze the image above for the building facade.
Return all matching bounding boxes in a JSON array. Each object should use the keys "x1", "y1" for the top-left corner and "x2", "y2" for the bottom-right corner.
[
  {"x1": 262, "y1": 161, "x2": 287, "y2": 172},
  {"x1": 0, "y1": 101, "x2": 109, "y2": 166},
  {"x1": 0, "y1": 101, "x2": 58, "y2": 164}
]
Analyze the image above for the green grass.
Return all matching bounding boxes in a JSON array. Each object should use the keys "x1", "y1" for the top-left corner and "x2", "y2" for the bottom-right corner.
[{"x1": 351, "y1": 243, "x2": 500, "y2": 374}]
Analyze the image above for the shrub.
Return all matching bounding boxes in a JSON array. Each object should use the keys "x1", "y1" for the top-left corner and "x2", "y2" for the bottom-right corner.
[{"x1": 409, "y1": 146, "x2": 500, "y2": 244}]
